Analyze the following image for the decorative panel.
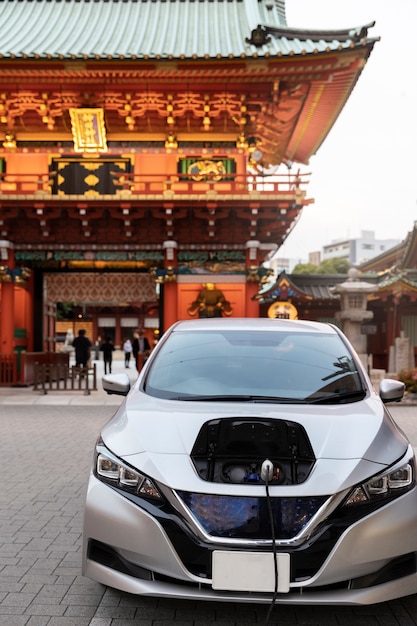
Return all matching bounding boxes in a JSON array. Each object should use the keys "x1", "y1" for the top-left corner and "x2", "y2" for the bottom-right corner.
[
  {"x1": 45, "y1": 272, "x2": 155, "y2": 304},
  {"x1": 178, "y1": 157, "x2": 236, "y2": 181},
  {"x1": 50, "y1": 157, "x2": 132, "y2": 195}
]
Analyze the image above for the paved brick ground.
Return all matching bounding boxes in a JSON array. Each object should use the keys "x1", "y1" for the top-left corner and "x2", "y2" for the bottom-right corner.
[{"x1": 0, "y1": 394, "x2": 417, "y2": 625}]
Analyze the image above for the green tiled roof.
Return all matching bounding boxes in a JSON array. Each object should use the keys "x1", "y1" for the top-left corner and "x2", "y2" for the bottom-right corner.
[{"x1": 0, "y1": 0, "x2": 377, "y2": 61}]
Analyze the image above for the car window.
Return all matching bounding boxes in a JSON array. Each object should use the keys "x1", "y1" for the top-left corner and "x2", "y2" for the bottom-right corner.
[{"x1": 144, "y1": 330, "x2": 365, "y2": 402}]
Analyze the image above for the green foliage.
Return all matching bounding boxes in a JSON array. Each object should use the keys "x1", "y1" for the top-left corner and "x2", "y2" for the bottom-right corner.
[
  {"x1": 56, "y1": 302, "x2": 75, "y2": 320},
  {"x1": 292, "y1": 257, "x2": 350, "y2": 275},
  {"x1": 398, "y1": 368, "x2": 417, "y2": 394},
  {"x1": 292, "y1": 262, "x2": 319, "y2": 274},
  {"x1": 317, "y1": 258, "x2": 350, "y2": 274}
]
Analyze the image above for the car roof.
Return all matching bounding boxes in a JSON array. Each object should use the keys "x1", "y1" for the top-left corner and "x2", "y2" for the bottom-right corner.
[{"x1": 169, "y1": 318, "x2": 339, "y2": 335}]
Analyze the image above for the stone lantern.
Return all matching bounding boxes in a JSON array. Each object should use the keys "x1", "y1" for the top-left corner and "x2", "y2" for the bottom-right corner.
[{"x1": 333, "y1": 268, "x2": 374, "y2": 356}]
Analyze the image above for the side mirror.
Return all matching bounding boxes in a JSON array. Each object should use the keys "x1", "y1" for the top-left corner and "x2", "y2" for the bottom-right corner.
[
  {"x1": 379, "y1": 378, "x2": 405, "y2": 403},
  {"x1": 102, "y1": 373, "x2": 131, "y2": 396}
]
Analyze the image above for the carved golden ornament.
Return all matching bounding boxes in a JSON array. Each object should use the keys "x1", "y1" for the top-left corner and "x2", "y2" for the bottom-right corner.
[
  {"x1": 2, "y1": 132, "x2": 16, "y2": 149},
  {"x1": 165, "y1": 133, "x2": 178, "y2": 149},
  {"x1": 0, "y1": 265, "x2": 31, "y2": 284},
  {"x1": 149, "y1": 266, "x2": 177, "y2": 284},
  {"x1": 83, "y1": 162, "x2": 101, "y2": 171},
  {"x1": 236, "y1": 132, "x2": 248, "y2": 150},
  {"x1": 246, "y1": 266, "x2": 260, "y2": 282},
  {"x1": 84, "y1": 174, "x2": 100, "y2": 187},
  {"x1": 164, "y1": 266, "x2": 177, "y2": 282},
  {"x1": 187, "y1": 160, "x2": 226, "y2": 182}
]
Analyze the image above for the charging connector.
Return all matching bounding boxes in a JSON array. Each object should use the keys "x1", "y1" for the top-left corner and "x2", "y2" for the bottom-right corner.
[{"x1": 261, "y1": 459, "x2": 274, "y2": 482}]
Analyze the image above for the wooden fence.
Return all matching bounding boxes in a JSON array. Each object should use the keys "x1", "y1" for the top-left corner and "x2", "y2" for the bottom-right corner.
[
  {"x1": 0, "y1": 353, "x2": 18, "y2": 386},
  {"x1": 33, "y1": 363, "x2": 97, "y2": 395}
]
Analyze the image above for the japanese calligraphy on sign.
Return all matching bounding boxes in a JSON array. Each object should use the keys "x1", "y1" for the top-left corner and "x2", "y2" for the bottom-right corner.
[{"x1": 69, "y1": 108, "x2": 108, "y2": 153}]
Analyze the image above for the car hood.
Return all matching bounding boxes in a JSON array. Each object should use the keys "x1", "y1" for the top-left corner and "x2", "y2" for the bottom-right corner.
[{"x1": 100, "y1": 388, "x2": 408, "y2": 496}]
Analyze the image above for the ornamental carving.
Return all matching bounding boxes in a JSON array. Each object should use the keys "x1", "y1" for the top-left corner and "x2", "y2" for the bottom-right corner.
[
  {"x1": 187, "y1": 160, "x2": 227, "y2": 182},
  {"x1": 45, "y1": 272, "x2": 155, "y2": 303},
  {"x1": 0, "y1": 265, "x2": 31, "y2": 284}
]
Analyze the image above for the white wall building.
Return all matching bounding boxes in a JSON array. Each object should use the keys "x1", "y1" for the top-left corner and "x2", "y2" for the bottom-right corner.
[{"x1": 322, "y1": 231, "x2": 400, "y2": 266}]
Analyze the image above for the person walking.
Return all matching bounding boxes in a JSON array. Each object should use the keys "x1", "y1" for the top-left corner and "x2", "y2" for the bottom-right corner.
[
  {"x1": 100, "y1": 336, "x2": 115, "y2": 375},
  {"x1": 72, "y1": 329, "x2": 92, "y2": 368},
  {"x1": 123, "y1": 337, "x2": 133, "y2": 368}
]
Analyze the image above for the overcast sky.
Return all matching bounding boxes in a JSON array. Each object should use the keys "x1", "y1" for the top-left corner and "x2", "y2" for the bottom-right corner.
[{"x1": 277, "y1": 0, "x2": 417, "y2": 262}]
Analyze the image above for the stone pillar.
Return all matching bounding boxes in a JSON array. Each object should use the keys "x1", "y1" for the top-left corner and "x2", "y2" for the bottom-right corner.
[
  {"x1": 388, "y1": 331, "x2": 414, "y2": 373},
  {"x1": 0, "y1": 240, "x2": 15, "y2": 354},
  {"x1": 333, "y1": 268, "x2": 374, "y2": 356}
]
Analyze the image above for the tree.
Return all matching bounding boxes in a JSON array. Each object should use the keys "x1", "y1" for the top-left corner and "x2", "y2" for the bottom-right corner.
[
  {"x1": 292, "y1": 258, "x2": 349, "y2": 275},
  {"x1": 292, "y1": 262, "x2": 319, "y2": 274},
  {"x1": 317, "y1": 258, "x2": 350, "y2": 274}
]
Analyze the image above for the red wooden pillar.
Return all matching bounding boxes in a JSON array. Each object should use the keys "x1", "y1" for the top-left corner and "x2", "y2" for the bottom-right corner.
[
  {"x1": 245, "y1": 240, "x2": 260, "y2": 318},
  {"x1": 114, "y1": 314, "x2": 122, "y2": 349},
  {"x1": 24, "y1": 269, "x2": 35, "y2": 352},
  {"x1": 0, "y1": 241, "x2": 15, "y2": 354},
  {"x1": 163, "y1": 240, "x2": 178, "y2": 332}
]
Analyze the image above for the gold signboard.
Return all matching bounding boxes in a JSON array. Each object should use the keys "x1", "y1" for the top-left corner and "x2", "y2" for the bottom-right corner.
[
  {"x1": 69, "y1": 108, "x2": 108, "y2": 153},
  {"x1": 267, "y1": 301, "x2": 298, "y2": 320}
]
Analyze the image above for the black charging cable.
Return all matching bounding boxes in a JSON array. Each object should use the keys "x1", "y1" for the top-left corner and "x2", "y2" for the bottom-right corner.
[{"x1": 261, "y1": 460, "x2": 278, "y2": 626}]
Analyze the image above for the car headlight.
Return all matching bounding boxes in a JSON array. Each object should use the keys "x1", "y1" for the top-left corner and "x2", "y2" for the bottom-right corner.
[
  {"x1": 344, "y1": 450, "x2": 415, "y2": 507},
  {"x1": 94, "y1": 439, "x2": 162, "y2": 501}
]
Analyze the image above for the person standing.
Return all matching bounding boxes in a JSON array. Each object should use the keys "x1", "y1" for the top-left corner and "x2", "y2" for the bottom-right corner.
[
  {"x1": 93, "y1": 336, "x2": 101, "y2": 360},
  {"x1": 123, "y1": 337, "x2": 133, "y2": 368},
  {"x1": 132, "y1": 330, "x2": 150, "y2": 371},
  {"x1": 72, "y1": 329, "x2": 92, "y2": 368},
  {"x1": 100, "y1": 336, "x2": 115, "y2": 375}
]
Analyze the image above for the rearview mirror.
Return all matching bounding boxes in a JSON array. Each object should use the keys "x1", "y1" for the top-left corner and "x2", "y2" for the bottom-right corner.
[
  {"x1": 102, "y1": 373, "x2": 131, "y2": 396},
  {"x1": 379, "y1": 378, "x2": 405, "y2": 403}
]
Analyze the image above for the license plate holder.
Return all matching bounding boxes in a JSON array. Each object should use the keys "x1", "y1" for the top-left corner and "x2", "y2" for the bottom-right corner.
[{"x1": 212, "y1": 550, "x2": 290, "y2": 593}]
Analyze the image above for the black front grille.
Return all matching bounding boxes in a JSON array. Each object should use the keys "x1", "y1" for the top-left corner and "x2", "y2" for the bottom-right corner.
[{"x1": 176, "y1": 491, "x2": 328, "y2": 539}]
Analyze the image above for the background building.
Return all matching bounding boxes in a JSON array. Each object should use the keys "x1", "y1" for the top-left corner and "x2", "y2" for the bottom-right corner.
[
  {"x1": 0, "y1": 0, "x2": 378, "y2": 384},
  {"x1": 322, "y1": 230, "x2": 400, "y2": 266}
]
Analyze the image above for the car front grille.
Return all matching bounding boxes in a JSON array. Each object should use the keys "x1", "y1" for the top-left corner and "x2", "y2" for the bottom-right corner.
[{"x1": 176, "y1": 491, "x2": 328, "y2": 540}]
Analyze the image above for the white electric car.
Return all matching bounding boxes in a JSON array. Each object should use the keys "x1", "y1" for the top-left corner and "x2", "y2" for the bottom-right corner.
[{"x1": 82, "y1": 318, "x2": 417, "y2": 605}]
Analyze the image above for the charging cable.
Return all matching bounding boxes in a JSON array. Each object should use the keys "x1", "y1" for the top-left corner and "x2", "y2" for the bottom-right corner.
[{"x1": 261, "y1": 459, "x2": 278, "y2": 626}]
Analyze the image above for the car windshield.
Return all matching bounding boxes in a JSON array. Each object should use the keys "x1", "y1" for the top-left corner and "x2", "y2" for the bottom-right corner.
[{"x1": 144, "y1": 329, "x2": 366, "y2": 403}]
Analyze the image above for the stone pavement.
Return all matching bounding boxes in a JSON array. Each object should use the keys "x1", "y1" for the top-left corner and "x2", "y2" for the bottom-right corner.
[{"x1": 1, "y1": 354, "x2": 417, "y2": 625}]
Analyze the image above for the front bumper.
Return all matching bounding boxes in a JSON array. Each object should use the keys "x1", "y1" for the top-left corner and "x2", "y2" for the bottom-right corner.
[{"x1": 82, "y1": 474, "x2": 417, "y2": 605}]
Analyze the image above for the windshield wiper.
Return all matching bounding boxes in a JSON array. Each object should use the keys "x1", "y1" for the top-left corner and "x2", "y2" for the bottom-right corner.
[
  {"x1": 171, "y1": 394, "x2": 305, "y2": 403},
  {"x1": 306, "y1": 390, "x2": 366, "y2": 404}
]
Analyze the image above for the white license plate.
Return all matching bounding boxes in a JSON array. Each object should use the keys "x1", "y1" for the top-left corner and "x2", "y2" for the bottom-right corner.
[{"x1": 212, "y1": 551, "x2": 290, "y2": 593}]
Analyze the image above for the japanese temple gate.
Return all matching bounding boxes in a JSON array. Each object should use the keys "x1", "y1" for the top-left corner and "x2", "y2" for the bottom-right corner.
[{"x1": 0, "y1": 0, "x2": 378, "y2": 382}]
